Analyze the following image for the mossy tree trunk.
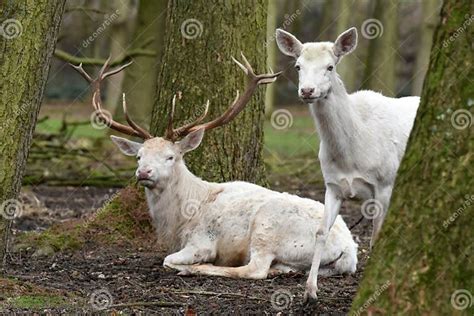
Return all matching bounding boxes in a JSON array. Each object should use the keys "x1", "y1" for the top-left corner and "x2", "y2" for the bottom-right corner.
[
  {"x1": 150, "y1": 0, "x2": 268, "y2": 184},
  {"x1": 352, "y1": 1, "x2": 473, "y2": 314},
  {"x1": 362, "y1": 0, "x2": 398, "y2": 96},
  {"x1": 116, "y1": 0, "x2": 168, "y2": 128},
  {"x1": 0, "y1": 0, "x2": 65, "y2": 270},
  {"x1": 264, "y1": 0, "x2": 277, "y2": 116}
]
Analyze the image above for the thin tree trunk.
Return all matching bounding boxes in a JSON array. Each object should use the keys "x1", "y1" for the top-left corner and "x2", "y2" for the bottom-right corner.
[
  {"x1": 0, "y1": 0, "x2": 65, "y2": 271},
  {"x1": 352, "y1": 0, "x2": 473, "y2": 314},
  {"x1": 265, "y1": 0, "x2": 278, "y2": 116},
  {"x1": 412, "y1": 0, "x2": 441, "y2": 95},
  {"x1": 151, "y1": 0, "x2": 268, "y2": 184},
  {"x1": 362, "y1": 0, "x2": 398, "y2": 96},
  {"x1": 116, "y1": 0, "x2": 168, "y2": 128}
]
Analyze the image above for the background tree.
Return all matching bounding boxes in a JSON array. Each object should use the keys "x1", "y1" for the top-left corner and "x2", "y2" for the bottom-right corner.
[
  {"x1": 0, "y1": 0, "x2": 65, "y2": 269},
  {"x1": 117, "y1": 0, "x2": 168, "y2": 127},
  {"x1": 151, "y1": 0, "x2": 269, "y2": 184},
  {"x1": 264, "y1": 0, "x2": 278, "y2": 115},
  {"x1": 362, "y1": 0, "x2": 398, "y2": 96},
  {"x1": 352, "y1": 0, "x2": 473, "y2": 314}
]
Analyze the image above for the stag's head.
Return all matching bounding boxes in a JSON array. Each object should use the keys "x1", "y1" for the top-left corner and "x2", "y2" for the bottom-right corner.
[
  {"x1": 275, "y1": 27, "x2": 357, "y2": 103},
  {"x1": 71, "y1": 54, "x2": 280, "y2": 189}
]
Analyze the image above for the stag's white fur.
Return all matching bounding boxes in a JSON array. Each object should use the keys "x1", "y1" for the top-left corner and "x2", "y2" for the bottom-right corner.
[
  {"x1": 111, "y1": 130, "x2": 358, "y2": 279},
  {"x1": 276, "y1": 27, "x2": 419, "y2": 300}
]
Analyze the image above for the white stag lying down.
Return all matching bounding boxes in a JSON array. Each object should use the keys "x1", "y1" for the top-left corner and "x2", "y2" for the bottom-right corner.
[{"x1": 71, "y1": 55, "x2": 358, "y2": 280}]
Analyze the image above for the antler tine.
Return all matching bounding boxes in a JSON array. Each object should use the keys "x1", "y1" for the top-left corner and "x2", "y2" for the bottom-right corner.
[
  {"x1": 177, "y1": 53, "x2": 281, "y2": 136},
  {"x1": 170, "y1": 100, "x2": 210, "y2": 138},
  {"x1": 70, "y1": 58, "x2": 153, "y2": 140},
  {"x1": 70, "y1": 63, "x2": 93, "y2": 83},
  {"x1": 122, "y1": 94, "x2": 153, "y2": 139},
  {"x1": 165, "y1": 95, "x2": 177, "y2": 140}
]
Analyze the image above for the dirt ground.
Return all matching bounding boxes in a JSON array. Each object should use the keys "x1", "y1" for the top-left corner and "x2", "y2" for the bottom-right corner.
[{"x1": 3, "y1": 184, "x2": 371, "y2": 314}]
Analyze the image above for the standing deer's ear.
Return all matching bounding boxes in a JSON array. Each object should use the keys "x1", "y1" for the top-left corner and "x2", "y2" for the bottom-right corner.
[
  {"x1": 178, "y1": 128, "x2": 205, "y2": 153},
  {"x1": 110, "y1": 136, "x2": 143, "y2": 156},
  {"x1": 275, "y1": 29, "x2": 303, "y2": 58},
  {"x1": 333, "y1": 27, "x2": 358, "y2": 58}
]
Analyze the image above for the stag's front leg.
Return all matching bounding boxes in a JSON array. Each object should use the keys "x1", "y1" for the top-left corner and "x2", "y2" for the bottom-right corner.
[
  {"x1": 370, "y1": 186, "x2": 392, "y2": 249},
  {"x1": 163, "y1": 245, "x2": 215, "y2": 271},
  {"x1": 305, "y1": 186, "x2": 342, "y2": 303}
]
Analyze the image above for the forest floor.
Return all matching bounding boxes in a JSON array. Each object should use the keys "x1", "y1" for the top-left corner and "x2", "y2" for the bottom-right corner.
[{"x1": 1, "y1": 104, "x2": 372, "y2": 314}]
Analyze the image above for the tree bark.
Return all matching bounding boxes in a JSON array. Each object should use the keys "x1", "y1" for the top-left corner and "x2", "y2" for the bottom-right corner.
[
  {"x1": 0, "y1": 0, "x2": 65, "y2": 270},
  {"x1": 362, "y1": 0, "x2": 398, "y2": 96},
  {"x1": 117, "y1": 0, "x2": 168, "y2": 128},
  {"x1": 264, "y1": 0, "x2": 278, "y2": 116},
  {"x1": 352, "y1": 1, "x2": 473, "y2": 314},
  {"x1": 150, "y1": 0, "x2": 268, "y2": 184}
]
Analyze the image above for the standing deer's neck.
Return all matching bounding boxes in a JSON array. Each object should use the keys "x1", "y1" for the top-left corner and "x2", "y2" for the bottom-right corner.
[
  {"x1": 309, "y1": 74, "x2": 364, "y2": 159},
  {"x1": 145, "y1": 161, "x2": 214, "y2": 250}
]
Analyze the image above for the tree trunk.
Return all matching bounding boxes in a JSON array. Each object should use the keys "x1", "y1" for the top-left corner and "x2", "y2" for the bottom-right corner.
[
  {"x1": 116, "y1": 0, "x2": 168, "y2": 128},
  {"x1": 0, "y1": 0, "x2": 65, "y2": 270},
  {"x1": 150, "y1": 0, "x2": 268, "y2": 184},
  {"x1": 362, "y1": 0, "x2": 398, "y2": 96},
  {"x1": 412, "y1": 0, "x2": 441, "y2": 95},
  {"x1": 264, "y1": 0, "x2": 278, "y2": 116},
  {"x1": 352, "y1": 1, "x2": 473, "y2": 314}
]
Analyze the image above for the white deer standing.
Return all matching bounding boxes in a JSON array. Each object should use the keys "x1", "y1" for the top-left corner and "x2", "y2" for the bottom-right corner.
[
  {"x1": 71, "y1": 55, "x2": 358, "y2": 281},
  {"x1": 276, "y1": 27, "x2": 420, "y2": 301}
]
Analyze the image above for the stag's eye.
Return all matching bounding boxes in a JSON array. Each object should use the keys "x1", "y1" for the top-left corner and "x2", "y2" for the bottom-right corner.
[
  {"x1": 166, "y1": 156, "x2": 174, "y2": 161},
  {"x1": 327, "y1": 65, "x2": 334, "y2": 71},
  {"x1": 295, "y1": 65, "x2": 301, "y2": 71},
  {"x1": 136, "y1": 156, "x2": 141, "y2": 161}
]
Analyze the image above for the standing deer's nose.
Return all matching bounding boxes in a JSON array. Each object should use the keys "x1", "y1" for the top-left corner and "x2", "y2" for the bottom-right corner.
[
  {"x1": 300, "y1": 88, "x2": 315, "y2": 98},
  {"x1": 137, "y1": 168, "x2": 152, "y2": 180}
]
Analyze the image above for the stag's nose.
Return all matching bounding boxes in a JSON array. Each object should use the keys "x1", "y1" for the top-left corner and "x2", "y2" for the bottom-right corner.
[
  {"x1": 300, "y1": 88, "x2": 315, "y2": 98},
  {"x1": 137, "y1": 168, "x2": 153, "y2": 181}
]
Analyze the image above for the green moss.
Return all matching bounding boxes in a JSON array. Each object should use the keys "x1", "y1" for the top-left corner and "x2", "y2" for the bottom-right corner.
[{"x1": 9, "y1": 295, "x2": 67, "y2": 309}]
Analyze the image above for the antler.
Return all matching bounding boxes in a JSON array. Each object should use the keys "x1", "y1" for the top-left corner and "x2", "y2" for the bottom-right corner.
[
  {"x1": 70, "y1": 57, "x2": 153, "y2": 140},
  {"x1": 165, "y1": 52, "x2": 282, "y2": 141}
]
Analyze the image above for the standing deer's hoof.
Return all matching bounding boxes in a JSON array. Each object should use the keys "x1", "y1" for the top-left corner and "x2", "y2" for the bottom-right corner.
[{"x1": 303, "y1": 284, "x2": 318, "y2": 304}]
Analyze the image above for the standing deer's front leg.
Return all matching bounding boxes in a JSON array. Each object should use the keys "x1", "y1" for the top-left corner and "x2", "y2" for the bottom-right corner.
[
  {"x1": 304, "y1": 186, "x2": 342, "y2": 303},
  {"x1": 370, "y1": 185, "x2": 392, "y2": 249}
]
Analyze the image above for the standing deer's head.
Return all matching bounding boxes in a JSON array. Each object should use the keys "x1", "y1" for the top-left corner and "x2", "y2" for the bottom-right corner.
[
  {"x1": 275, "y1": 27, "x2": 358, "y2": 103},
  {"x1": 71, "y1": 55, "x2": 280, "y2": 189}
]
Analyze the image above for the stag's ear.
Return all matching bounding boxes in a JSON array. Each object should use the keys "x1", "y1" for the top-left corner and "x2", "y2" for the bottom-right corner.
[
  {"x1": 333, "y1": 27, "x2": 358, "y2": 58},
  {"x1": 178, "y1": 128, "x2": 205, "y2": 153},
  {"x1": 276, "y1": 29, "x2": 303, "y2": 58},
  {"x1": 110, "y1": 135, "x2": 142, "y2": 156}
]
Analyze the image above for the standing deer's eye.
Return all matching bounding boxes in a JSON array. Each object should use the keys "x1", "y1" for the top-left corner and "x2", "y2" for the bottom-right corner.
[
  {"x1": 137, "y1": 156, "x2": 141, "y2": 161},
  {"x1": 295, "y1": 65, "x2": 301, "y2": 71},
  {"x1": 166, "y1": 156, "x2": 174, "y2": 161},
  {"x1": 327, "y1": 65, "x2": 334, "y2": 71}
]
